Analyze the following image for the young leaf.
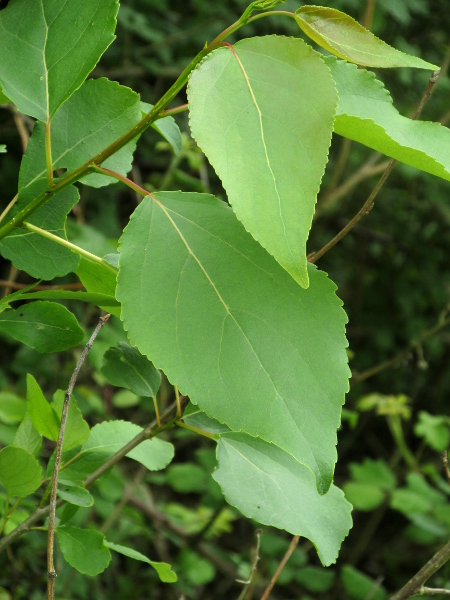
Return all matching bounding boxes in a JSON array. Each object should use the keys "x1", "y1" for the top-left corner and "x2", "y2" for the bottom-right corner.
[
  {"x1": 295, "y1": 6, "x2": 437, "y2": 69},
  {"x1": 101, "y1": 342, "x2": 162, "y2": 397},
  {"x1": 52, "y1": 391, "x2": 90, "y2": 452},
  {"x1": 0, "y1": 301, "x2": 84, "y2": 353},
  {"x1": 0, "y1": 0, "x2": 119, "y2": 121},
  {"x1": 0, "y1": 187, "x2": 80, "y2": 279},
  {"x1": 17, "y1": 78, "x2": 142, "y2": 199},
  {"x1": 142, "y1": 102, "x2": 182, "y2": 155},
  {"x1": 14, "y1": 413, "x2": 42, "y2": 457},
  {"x1": 414, "y1": 411, "x2": 450, "y2": 452},
  {"x1": 117, "y1": 192, "x2": 350, "y2": 494},
  {"x1": 58, "y1": 421, "x2": 174, "y2": 484},
  {"x1": 26, "y1": 373, "x2": 60, "y2": 441},
  {"x1": 0, "y1": 446, "x2": 42, "y2": 497},
  {"x1": 57, "y1": 486, "x2": 94, "y2": 508},
  {"x1": 0, "y1": 144, "x2": 6, "y2": 153},
  {"x1": 213, "y1": 433, "x2": 352, "y2": 566},
  {"x1": 188, "y1": 36, "x2": 337, "y2": 288},
  {"x1": 105, "y1": 541, "x2": 177, "y2": 583},
  {"x1": 326, "y1": 58, "x2": 450, "y2": 182},
  {"x1": 75, "y1": 258, "x2": 121, "y2": 318},
  {"x1": 57, "y1": 526, "x2": 111, "y2": 576}
]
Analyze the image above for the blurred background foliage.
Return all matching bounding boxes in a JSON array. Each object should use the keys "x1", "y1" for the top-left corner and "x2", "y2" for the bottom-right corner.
[{"x1": 1, "y1": 0, "x2": 450, "y2": 598}]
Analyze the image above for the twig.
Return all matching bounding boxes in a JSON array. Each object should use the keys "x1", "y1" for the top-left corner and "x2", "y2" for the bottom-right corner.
[
  {"x1": 47, "y1": 314, "x2": 110, "y2": 600},
  {"x1": 260, "y1": 535, "x2": 300, "y2": 600},
  {"x1": 390, "y1": 540, "x2": 450, "y2": 600},
  {"x1": 0, "y1": 195, "x2": 18, "y2": 224},
  {"x1": 442, "y1": 452, "x2": 450, "y2": 486},
  {"x1": 309, "y1": 68, "x2": 441, "y2": 264},
  {"x1": 417, "y1": 587, "x2": 450, "y2": 596},
  {"x1": 237, "y1": 529, "x2": 262, "y2": 600},
  {"x1": 352, "y1": 313, "x2": 450, "y2": 383},
  {"x1": 362, "y1": 0, "x2": 377, "y2": 30},
  {"x1": 12, "y1": 110, "x2": 30, "y2": 153}
]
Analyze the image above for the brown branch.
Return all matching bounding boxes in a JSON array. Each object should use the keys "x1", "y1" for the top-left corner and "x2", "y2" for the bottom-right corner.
[
  {"x1": 390, "y1": 540, "x2": 450, "y2": 600},
  {"x1": 417, "y1": 587, "x2": 450, "y2": 596},
  {"x1": 309, "y1": 68, "x2": 441, "y2": 264},
  {"x1": 47, "y1": 314, "x2": 110, "y2": 599},
  {"x1": 260, "y1": 535, "x2": 299, "y2": 600},
  {"x1": 238, "y1": 529, "x2": 262, "y2": 600},
  {"x1": 442, "y1": 452, "x2": 450, "y2": 486}
]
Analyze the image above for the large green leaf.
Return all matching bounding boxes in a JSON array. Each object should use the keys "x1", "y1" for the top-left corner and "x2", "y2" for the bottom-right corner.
[
  {"x1": 326, "y1": 58, "x2": 450, "y2": 182},
  {"x1": 214, "y1": 433, "x2": 352, "y2": 566},
  {"x1": 117, "y1": 192, "x2": 349, "y2": 493},
  {"x1": 101, "y1": 342, "x2": 162, "y2": 397},
  {"x1": 188, "y1": 36, "x2": 337, "y2": 288},
  {"x1": 105, "y1": 541, "x2": 177, "y2": 583},
  {"x1": 57, "y1": 526, "x2": 111, "y2": 576},
  {"x1": 295, "y1": 6, "x2": 437, "y2": 69},
  {"x1": 58, "y1": 420, "x2": 174, "y2": 484},
  {"x1": 26, "y1": 373, "x2": 60, "y2": 441},
  {"x1": 0, "y1": 301, "x2": 84, "y2": 353},
  {"x1": 17, "y1": 78, "x2": 141, "y2": 199},
  {"x1": 0, "y1": 0, "x2": 118, "y2": 121},
  {"x1": 0, "y1": 187, "x2": 80, "y2": 279},
  {"x1": 0, "y1": 446, "x2": 42, "y2": 497}
]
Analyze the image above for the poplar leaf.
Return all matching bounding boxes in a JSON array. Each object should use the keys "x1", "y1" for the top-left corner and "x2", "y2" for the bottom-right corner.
[
  {"x1": 105, "y1": 542, "x2": 177, "y2": 583},
  {"x1": 295, "y1": 6, "x2": 437, "y2": 69},
  {"x1": 214, "y1": 433, "x2": 352, "y2": 566},
  {"x1": 14, "y1": 413, "x2": 42, "y2": 457},
  {"x1": 57, "y1": 526, "x2": 111, "y2": 576},
  {"x1": 188, "y1": 36, "x2": 337, "y2": 288},
  {"x1": 57, "y1": 486, "x2": 94, "y2": 507},
  {"x1": 26, "y1": 373, "x2": 60, "y2": 441},
  {"x1": 117, "y1": 192, "x2": 349, "y2": 493},
  {"x1": 0, "y1": 446, "x2": 42, "y2": 497},
  {"x1": 326, "y1": 58, "x2": 450, "y2": 182},
  {"x1": 0, "y1": 0, "x2": 119, "y2": 121},
  {"x1": 0, "y1": 301, "x2": 84, "y2": 353}
]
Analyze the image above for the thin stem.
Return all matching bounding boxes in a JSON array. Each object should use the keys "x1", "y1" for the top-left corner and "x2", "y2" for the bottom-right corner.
[
  {"x1": 175, "y1": 420, "x2": 219, "y2": 440},
  {"x1": 237, "y1": 529, "x2": 262, "y2": 600},
  {"x1": 0, "y1": 195, "x2": 18, "y2": 224},
  {"x1": 260, "y1": 535, "x2": 300, "y2": 600},
  {"x1": 152, "y1": 396, "x2": 161, "y2": 428},
  {"x1": 45, "y1": 120, "x2": 53, "y2": 187},
  {"x1": 92, "y1": 165, "x2": 149, "y2": 198},
  {"x1": 174, "y1": 385, "x2": 182, "y2": 418},
  {"x1": 442, "y1": 452, "x2": 450, "y2": 486},
  {"x1": 159, "y1": 103, "x2": 188, "y2": 117},
  {"x1": 47, "y1": 314, "x2": 110, "y2": 599},
  {"x1": 390, "y1": 540, "x2": 450, "y2": 600},
  {"x1": 22, "y1": 222, "x2": 117, "y2": 274},
  {"x1": 362, "y1": 0, "x2": 377, "y2": 30},
  {"x1": 309, "y1": 68, "x2": 441, "y2": 264}
]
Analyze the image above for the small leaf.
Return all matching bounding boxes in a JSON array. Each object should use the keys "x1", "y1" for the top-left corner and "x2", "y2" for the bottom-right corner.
[
  {"x1": 105, "y1": 541, "x2": 177, "y2": 583},
  {"x1": 0, "y1": 301, "x2": 84, "y2": 353},
  {"x1": 142, "y1": 102, "x2": 182, "y2": 155},
  {"x1": 26, "y1": 374, "x2": 60, "y2": 441},
  {"x1": 188, "y1": 36, "x2": 337, "y2": 287},
  {"x1": 52, "y1": 391, "x2": 90, "y2": 452},
  {"x1": 295, "y1": 6, "x2": 437, "y2": 69},
  {"x1": 213, "y1": 433, "x2": 352, "y2": 566},
  {"x1": 101, "y1": 342, "x2": 161, "y2": 397},
  {"x1": 0, "y1": 144, "x2": 6, "y2": 153},
  {"x1": 414, "y1": 411, "x2": 450, "y2": 452},
  {"x1": 343, "y1": 482, "x2": 385, "y2": 512},
  {"x1": 349, "y1": 459, "x2": 396, "y2": 491},
  {"x1": 327, "y1": 58, "x2": 450, "y2": 182},
  {"x1": 75, "y1": 258, "x2": 121, "y2": 318},
  {"x1": 57, "y1": 486, "x2": 94, "y2": 507},
  {"x1": 0, "y1": 392, "x2": 27, "y2": 425},
  {"x1": 341, "y1": 565, "x2": 387, "y2": 600},
  {"x1": 0, "y1": 187, "x2": 80, "y2": 280},
  {"x1": 14, "y1": 413, "x2": 42, "y2": 457},
  {"x1": 57, "y1": 526, "x2": 111, "y2": 576},
  {"x1": 0, "y1": 446, "x2": 42, "y2": 497},
  {"x1": 0, "y1": 0, "x2": 119, "y2": 121},
  {"x1": 117, "y1": 192, "x2": 349, "y2": 493},
  {"x1": 59, "y1": 421, "x2": 174, "y2": 484}
]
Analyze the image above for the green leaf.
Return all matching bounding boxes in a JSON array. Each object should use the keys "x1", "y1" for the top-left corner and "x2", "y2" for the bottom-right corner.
[
  {"x1": 0, "y1": 392, "x2": 27, "y2": 425},
  {"x1": 213, "y1": 433, "x2": 352, "y2": 566},
  {"x1": 0, "y1": 446, "x2": 42, "y2": 497},
  {"x1": 188, "y1": 36, "x2": 337, "y2": 287},
  {"x1": 0, "y1": 301, "x2": 84, "y2": 353},
  {"x1": 295, "y1": 6, "x2": 437, "y2": 69},
  {"x1": 349, "y1": 459, "x2": 396, "y2": 491},
  {"x1": 57, "y1": 526, "x2": 111, "y2": 576},
  {"x1": 15, "y1": 290, "x2": 120, "y2": 308},
  {"x1": 327, "y1": 58, "x2": 450, "y2": 182},
  {"x1": 183, "y1": 405, "x2": 231, "y2": 435},
  {"x1": 0, "y1": 145, "x2": 6, "y2": 153},
  {"x1": 0, "y1": 187, "x2": 80, "y2": 279},
  {"x1": 0, "y1": 0, "x2": 119, "y2": 121},
  {"x1": 17, "y1": 78, "x2": 141, "y2": 201},
  {"x1": 142, "y1": 102, "x2": 182, "y2": 155},
  {"x1": 414, "y1": 411, "x2": 450, "y2": 452},
  {"x1": 105, "y1": 541, "x2": 177, "y2": 583},
  {"x1": 57, "y1": 485, "x2": 94, "y2": 507},
  {"x1": 341, "y1": 565, "x2": 387, "y2": 600},
  {"x1": 101, "y1": 342, "x2": 161, "y2": 397},
  {"x1": 59, "y1": 421, "x2": 174, "y2": 484},
  {"x1": 343, "y1": 482, "x2": 385, "y2": 512},
  {"x1": 14, "y1": 413, "x2": 42, "y2": 456},
  {"x1": 75, "y1": 258, "x2": 121, "y2": 318},
  {"x1": 0, "y1": 83, "x2": 10, "y2": 104},
  {"x1": 296, "y1": 567, "x2": 336, "y2": 592},
  {"x1": 117, "y1": 192, "x2": 349, "y2": 493},
  {"x1": 26, "y1": 373, "x2": 60, "y2": 441},
  {"x1": 52, "y1": 391, "x2": 90, "y2": 452}
]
